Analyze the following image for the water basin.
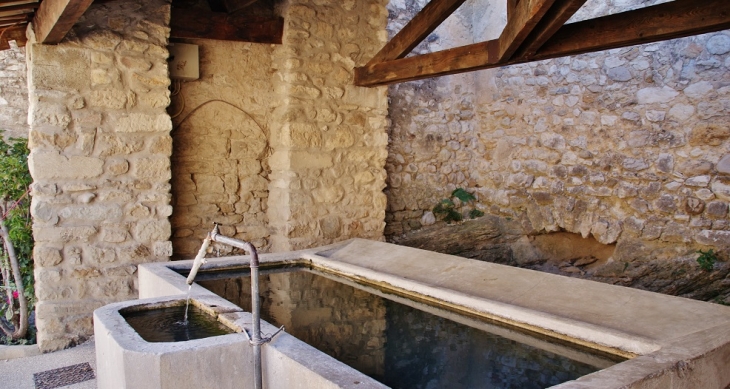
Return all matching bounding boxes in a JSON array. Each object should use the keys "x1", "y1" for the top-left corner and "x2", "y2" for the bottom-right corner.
[
  {"x1": 121, "y1": 304, "x2": 234, "y2": 343},
  {"x1": 194, "y1": 266, "x2": 624, "y2": 389}
]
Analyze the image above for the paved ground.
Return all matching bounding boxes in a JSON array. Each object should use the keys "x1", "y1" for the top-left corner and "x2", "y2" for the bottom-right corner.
[{"x1": 0, "y1": 339, "x2": 96, "y2": 389}]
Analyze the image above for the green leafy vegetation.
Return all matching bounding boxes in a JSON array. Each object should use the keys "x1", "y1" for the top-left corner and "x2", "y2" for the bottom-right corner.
[
  {"x1": 0, "y1": 133, "x2": 34, "y2": 344},
  {"x1": 433, "y1": 188, "x2": 484, "y2": 224},
  {"x1": 696, "y1": 249, "x2": 717, "y2": 272}
]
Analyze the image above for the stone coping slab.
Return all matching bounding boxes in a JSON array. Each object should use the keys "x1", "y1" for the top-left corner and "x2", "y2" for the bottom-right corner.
[{"x1": 139, "y1": 238, "x2": 730, "y2": 389}]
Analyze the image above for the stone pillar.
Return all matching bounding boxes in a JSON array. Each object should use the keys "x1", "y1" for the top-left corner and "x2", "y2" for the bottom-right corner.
[
  {"x1": 267, "y1": 0, "x2": 390, "y2": 251},
  {"x1": 0, "y1": 43, "x2": 29, "y2": 140},
  {"x1": 27, "y1": 0, "x2": 172, "y2": 351}
]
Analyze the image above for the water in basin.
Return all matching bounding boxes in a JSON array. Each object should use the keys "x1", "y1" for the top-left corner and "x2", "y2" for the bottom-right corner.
[
  {"x1": 121, "y1": 304, "x2": 234, "y2": 343},
  {"x1": 194, "y1": 266, "x2": 625, "y2": 389}
]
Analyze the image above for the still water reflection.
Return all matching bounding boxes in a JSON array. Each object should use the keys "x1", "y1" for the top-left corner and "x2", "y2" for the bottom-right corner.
[{"x1": 197, "y1": 268, "x2": 620, "y2": 389}]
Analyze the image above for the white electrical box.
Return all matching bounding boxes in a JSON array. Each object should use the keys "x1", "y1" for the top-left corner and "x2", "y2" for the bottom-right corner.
[{"x1": 168, "y1": 43, "x2": 199, "y2": 81}]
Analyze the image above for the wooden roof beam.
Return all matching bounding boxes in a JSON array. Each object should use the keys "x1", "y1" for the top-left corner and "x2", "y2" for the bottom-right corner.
[
  {"x1": 367, "y1": 0, "x2": 467, "y2": 66},
  {"x1": 32, "y1": 0, "x2": 92, "y2": 44},
  {"x1": 354, "y1": 0, "x2": 730, "y2": 87},
  {"x1": 534, "y1": 0, "x2": 730, "y2": 60},
  {"x1": 497, "y1": 0, "x2": 557, "y2": 61},
  {"x1": 514, "y1": 0, "x2": 587, "y2": 59}
]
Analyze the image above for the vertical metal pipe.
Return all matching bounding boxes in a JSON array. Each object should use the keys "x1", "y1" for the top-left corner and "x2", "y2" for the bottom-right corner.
[
  {"x1": 210, "y1": 230, "x2": 263, "y2": 389},
  {"x1": 250, "y1": 246, "x2": 263, "y2": 389}
]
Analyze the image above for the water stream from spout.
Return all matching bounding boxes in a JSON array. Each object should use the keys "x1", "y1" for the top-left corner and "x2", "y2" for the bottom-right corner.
[{"x1": 183, "y1": 284, "x2": 192, "y2": 324}]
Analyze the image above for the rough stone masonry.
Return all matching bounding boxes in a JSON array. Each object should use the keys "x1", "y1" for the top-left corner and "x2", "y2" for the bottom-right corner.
[
  {"x1": 385, "y1": 0, "x2": 730, "y2": 302},
  {"x1": 26, "y1": 0, "x2": 174, "y2": 351},
  {"x1": 24, "y1": 0, "x2": 390, "y2": 351}
]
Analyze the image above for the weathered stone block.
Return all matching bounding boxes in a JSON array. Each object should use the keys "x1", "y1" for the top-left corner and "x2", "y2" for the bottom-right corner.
[
  {"x1": 114, "y1": 113, "x2": 172, "y2": 133},
  {"x1": 194, "y1": 174, "x2": 225, "y2": 193},
  {"x1": 31, "y1": 104, "x2": 71, "y2": 128},
  {"x1": 288, "y1": 151, "x2": 333, "y2": 170},
  {"x1": 684, "y1": 197, "x2": 705, "y2": 215},
  {"x1": 711, "y1": 180, "x2": 730, "y2": 201},
  {"x1": 636, "y1": 86, "x2": 679, "y2": 104},
  {"x1": 34, "y1": 246, "x2": 63, "y2": 267},
  {"x1": 688, "y1": 125, "x2": 730, "y2": 146},
  {"x1": 695, "y1": 230, "x2": 730, "y2": 246},
  {"x1": 58, "y1": 205, "x2": 123, "y2": 222},
  {"x1": 29, "y1": 151, "x2": 104, "y2": 179},
  {"x1": 706, "y1": 201, "x2": 729, "y2": 218},
  {"x1": 654, "y1": 194, "x2": 677, "y2": 214},
  {"x1": 117, "y1": 243, "x2": 152, "y2": 263},
  {"x1": 30, "y1": 45, "x2": 89, "y2": 91},
  {"x1": 133, "y1": 156, "x2": 171, "y2": 181},
  {"x1": 88, "y1": 89, "x2": 128, "y2": 109},
  {"x1": 716, "y1": 154, "x2": 730, "y2": 175},
  {"x1": 34, "y1": 226, "x2": 97, "y2": 243},
  {"x1": 685, "y1": 175, "x2": 710, "y2": 187},
  {"x1": 706, "y1": 34, "x2": 730, "y2": 55},
  {"x1": 623, "y1": 157, "x2": 649, "y2": 171},
  {"x1": 656, "y1": 221, "x2": 690, "y2": 243},
  {"x1": 101, "y1": 228, "x2": 129, "y2": 243},
  {"x1": 152, "y1": 241, "x2": 173, "y2": 257},
  {"x1": 134, "y1": 221, "x2": 171, "y2": 243},
  {"x1": 85, "y1": 246, "x2": 117, "y2": 265},
  {"x1": 138, "y1": 90, "x2": 171, "y2": 108}
]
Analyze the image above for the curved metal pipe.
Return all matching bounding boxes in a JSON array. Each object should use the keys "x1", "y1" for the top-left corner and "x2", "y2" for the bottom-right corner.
[{"x1": 208, "y1": 226, "x2": 263, "y2": 389}]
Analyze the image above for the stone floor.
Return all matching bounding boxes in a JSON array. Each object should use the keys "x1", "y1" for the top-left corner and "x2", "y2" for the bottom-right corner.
[{"x1": 0, "y1": 339, "x2": 96, "y2": 389}]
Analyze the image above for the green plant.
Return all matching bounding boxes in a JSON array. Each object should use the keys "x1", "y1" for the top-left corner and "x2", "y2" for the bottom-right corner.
[
  {"x1": 433, "y1": 188, "x2": 484, "y2": 224},
  {"x1": 696, "y1": 249, "x2": 717, "y2": 272},
  {"x1": 0, "y1": 133, "x2": 34, "y2": 343}
]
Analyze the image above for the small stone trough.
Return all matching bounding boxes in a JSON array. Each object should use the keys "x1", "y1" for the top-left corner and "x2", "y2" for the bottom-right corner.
[
  {"x1": 95, "y1": 238, "x2": 730, "y2": 388},
  {"x1": 94, "y1": 292, "x2": 385, "y2": 389}
]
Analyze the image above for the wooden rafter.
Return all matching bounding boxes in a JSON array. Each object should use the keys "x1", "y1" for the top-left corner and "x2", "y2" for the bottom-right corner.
[
  {"x1": 0, "y1": 2, "x2": 38, "y2": 14},
  {"x1": 533, "y1": 0, "x2": 730, "y2": 60},
  {"x1": 355, "y1": 0, "x2": 730, "y2": 87},
  {"x1": 366, "y1": 0, "x2": 467, "y2": 66},
  {"x1": 496, "y1": 0, "x2": 556, "y2": 61},
  {"x1": 514, "y1": 0, "x2": 587, "y2": 59},
  {"x1": 32, "y1": 0, "x2": 92, "y2": 44}
]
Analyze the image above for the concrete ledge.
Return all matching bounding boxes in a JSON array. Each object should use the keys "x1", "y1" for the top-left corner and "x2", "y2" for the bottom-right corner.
[{"x1": 0, "y1": 343, "x2": 41, "y2": 360}]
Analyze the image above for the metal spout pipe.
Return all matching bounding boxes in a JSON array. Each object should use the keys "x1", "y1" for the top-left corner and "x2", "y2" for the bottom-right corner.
[
  {"x1": 186, "y1": 233, "x2": 212, "y2": 285},
  {"x1": 208, "y1": 226, "x2": 263, "y2": 389}
]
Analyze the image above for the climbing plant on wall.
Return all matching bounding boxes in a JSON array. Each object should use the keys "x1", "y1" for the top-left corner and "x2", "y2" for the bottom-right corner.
[{"x1": 0, "y1": 132, "x2": 34, "y2": 344}]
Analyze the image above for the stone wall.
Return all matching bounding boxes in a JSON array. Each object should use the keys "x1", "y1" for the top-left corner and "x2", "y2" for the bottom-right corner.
[
  {"x1": 0, "y1": 43, "x2": 28, "y2": 140},
  {"x1": 267, "y1": 0, "x2": 390, "y2": 251},
  {"x1": 169, "y1": 40, "x2": 274, "y2": 259},
  {"x1": 27, "y1": 0, "x2": 173, "y2": 351},
  {"x1": 26, "y1": 0, "x2": 392, "y2": 349},
  {"x1": 385, "y1": 1, "x2": 730, "y2": 300},
  {"x1": 169, "y1": 0, "x2": 391, "y2": 256}
]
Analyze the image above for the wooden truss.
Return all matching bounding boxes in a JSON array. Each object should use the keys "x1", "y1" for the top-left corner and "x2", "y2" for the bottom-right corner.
[{"x1": 355, "y1": 0, "x2": 730, "y2": 87}]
